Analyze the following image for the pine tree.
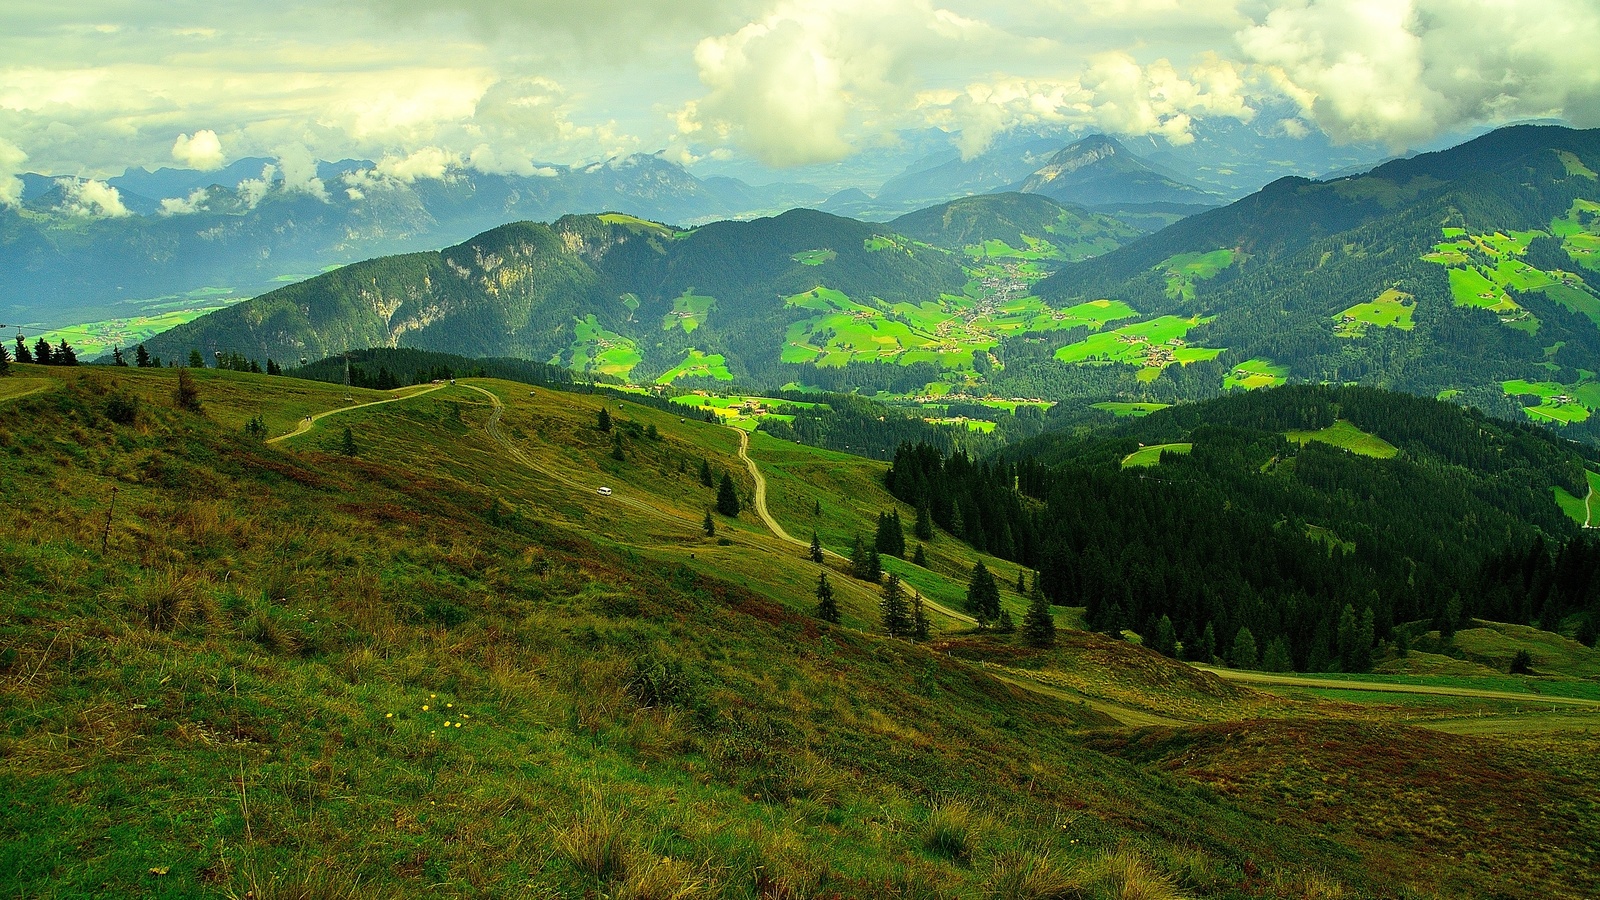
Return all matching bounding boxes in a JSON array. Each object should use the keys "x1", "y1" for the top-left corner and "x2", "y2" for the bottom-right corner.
[
  {"x1": 1354, "y1": 606, "x2": 1376, "y2": 672},
  {"x1": 880, "y1": 573, "x2": 910, "y2": 638},
  {"x1": 0, "y1": 342, "x2": 9, "y2": 376},
  {"x1": 610, "y1": 431, "x2": 626, "y2": 461},
  {"x1": 815, "y1": 572, "x2": 839, "y2": 623},
  {"x1": 1336, "y1": 603, "x2": 1358, "y2": 671},
  {"x1": 912, "y1": 543, "x2": 927, "y2": 567},
  {"x1": 809, "y1": 532, "x2": 824, "y2": 563},
  {"x1": 867, "y1": 547, "x2": 882, "y2": 583},
  {"x1": 134, "y1": 344, "x2": 151, "y2": 367},
  {"x1": 173, "y1": 368, "x2": 202, "y2": 412},
  {"x1": 703, "y1": 511, "x2": 716, "y2": 537},
  {"x1": 874, "y1": 510, "x2": 904, "y2": 558},
  {"x1": 1152, "y1": 614, "x2": 1177, "y2": 657},
  {"x1": 340, "y1": 426, "x2": 358, "y2": 456},
  {"x1": 1023, "y1": 582, "x2": 1055, "y2": 648},
  {"x1": 1262, "y1": 637, "x2": 1294, "y2": 672},
  {"x1": 716, "y1": 473, "x2": 741, "y2": 517},
  {"x1": 34, "y1": 339, "x2": 52, "y2": 365},
  {"x1": 812, "y1": 498, "x2": 821, "y2": 516},
  {"x1": 911, "y1": 592, "x2": 930, "y2": 642},
  {"x1": 54, "y1": 340, "x2": 76, "y2": 366},
  {"x1": 699, "y1": 459, "x2": 714, "y2": 487},
  {"x1": 850, "y1": 534, "x2": 871, "y2": 580},
  {"x1": 266, "y1": 358, "x2": 281, "y2": 376},
  {"x1": 1016, "y1": 570, "x2": 1027, "y2": 594},
  {"x1": 1439, "y1": 594, "x2": 1462, "y2": 643},
  {"x1": 996, "y1": 609, "x2": 1015, "y2": 633},
  {"x1": 914, "y1": 500, "x2": 934, "y2": 540},
  {"x1": 597, "y1": 406, "x2": 612, "y2": 431},
  {"x1": 965, "y1": 561, "x2": 1001, "y2": 624},
  {"x1": 188, "y1": 349, "x2": 204, "y2": 368},
  {"x1": 15, "y1": 336, "x2": 31, "y2": 364},
  {"x1": 1195, "y1": 621, "x2": 1217, "y2": 663},
  {"x1": 1230, "y1": 627, "x2": 1259, "y2": 669},
  {"x1": 111, "y1": 347, "x2": 127, "y2": 367}
]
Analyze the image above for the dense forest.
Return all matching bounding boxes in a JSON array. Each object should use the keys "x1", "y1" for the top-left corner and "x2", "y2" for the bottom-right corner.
[{"x1": 885, "y1": 386, "x2": 1600, "y2": 670}]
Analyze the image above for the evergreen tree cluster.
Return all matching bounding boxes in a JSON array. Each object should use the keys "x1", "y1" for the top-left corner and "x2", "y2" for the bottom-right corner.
[
  {"x1": 885, "y1": 384, "x2": 1600, "y2": 671},
  {"x1": 14, "y1": 336, "x2": 78, "y2": 367},
  {"x1": 874, "y1": 509, "x2": 906, "y2": 558}
]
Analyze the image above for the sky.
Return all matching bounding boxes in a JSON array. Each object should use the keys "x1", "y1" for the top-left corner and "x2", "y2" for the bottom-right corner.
[{"x1": 2, "y1": 0, "x2": 1599, "y2": 204}]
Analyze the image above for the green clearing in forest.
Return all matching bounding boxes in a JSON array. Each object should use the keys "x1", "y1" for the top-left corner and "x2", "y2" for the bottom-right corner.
[
  {"x1": 1053, "y1": 315, "x2": 1223, "y2": 377},
  {"x1": 1333, "y1": 289, "x2": 1415, "y2": 338},
  {"x1": 1159, "y1": 249, "x2": 1235, "y2": 300},
  {"x1": 662, "y1": 290, "x2": 716, "y2": 333},
  {"x1": 597, "y1": 212, "x2": 677, "y2": 237},
  {"x1": 1285, "y1": 420, "x2": 1397, "y2": 458},
  {"x1": 1425, "y1": 224, "x2": 1600, "y2": 331},
  {"x1": 1121, "y1": 442, "x2": 1192, "y2": 468},
  {"x1": 1224, "y1": 358, "x2": 1289, "y2": 390},
  {"x1": 791, "y1": 249, "x2": 836, "y2": 266},
  {"x1": 1502, "y1": 379, "x2": 1600, "y2": 425},
  {"x1": 1092, "y1": 401, "x2": 1170, "y2": 417},
  {"x1": 653, "y1": 348, "x2": 733, "y2": 384},
  {"x1": 1553, "y1": 470, "x2": 1600, "y2": 526},
  {"x1": 554, "y1": 314, "x2": 641, "y2": 378}
]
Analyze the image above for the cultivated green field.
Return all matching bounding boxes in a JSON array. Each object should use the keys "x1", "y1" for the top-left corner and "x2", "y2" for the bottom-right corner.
[
  {"x1": 1425, "y1": 223, "x2": 1600, "y2": 330},
  {"x1": 791, "y1": 248, "x2": 836, "y2": 266},
  {"x1": 1333, "y1": 289, "x2": 1415, "y2": 338},
  {"x1": 1158, "y1": 248, "x2": 1235, "y2": 300},
  {"x1": 1223, "y1": 358, "x2": 1289, "y2": 390},
  {"x1": 1554, "y1": 469, "x2": 1600, "y2": 526},
  {"x1": 662, "y1": 291, "x2": 717, "y2": 333},
  {"x1": 554, "y1": 314, "x2": 642, "y2": 378},
  {"x1": 1285, "y1": 419, "x2": 1398, "y2": 458},
  {"x1": 1120, "y1": 442, "x2": 1193, "y2": 468},
  {"x1": 1503, "y1": 378, "x2": 1600, "y2": 425},
  {"x1": 1054, "y1": 314, "x2": 1222, "y2": 381},
  {"x1": 654, "y1": 348, "x2": 733, "y2": 384},
  {"x1": 1092, "y1": 401, "x2": 1170, "y2": 417}
]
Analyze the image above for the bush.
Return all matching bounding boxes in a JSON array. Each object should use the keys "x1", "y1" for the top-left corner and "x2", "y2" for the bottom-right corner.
[{"x1": 105, "y1": 393, "x2": 139, "y2": 425}]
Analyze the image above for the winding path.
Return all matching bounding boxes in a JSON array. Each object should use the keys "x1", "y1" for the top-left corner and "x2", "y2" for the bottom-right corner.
[
  {"x1": 727, "y1": 424, "x2": 978, "y2": 626},
  {"x1": 267, "y1": 383, "x2": 446, "y2": 445}
]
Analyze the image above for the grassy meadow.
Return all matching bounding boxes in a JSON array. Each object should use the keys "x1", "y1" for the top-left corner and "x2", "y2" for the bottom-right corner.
[{"x1": 2, "y1": 362, "x2": 1599, "y2": 899}]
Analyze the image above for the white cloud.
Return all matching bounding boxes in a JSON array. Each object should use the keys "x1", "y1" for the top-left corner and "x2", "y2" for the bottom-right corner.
[
  {"x1": 171, "y1": 129, "x2": 225, "y2": 170},
  {"x1": 273, "y1": 145, "x2": 329, "y2": 201},
  {"x1": 237, "y1": 165, "x2": 276, "y2": 209},
  {"x1": 375, "y1": 146, "x2": 462, "y2": 182},
  {"x1": 1238, "y1": 0, "x2": 1600, "y2": 147},
  {"x1": 0, "y1": 139, "x2": 25, "y2": 207},
  {"x1": 56, "y1": 178, "x2": 131, "y2": 217},
  {"x1": 159, "y1": 186, "x2": 210, "y2": 215}
]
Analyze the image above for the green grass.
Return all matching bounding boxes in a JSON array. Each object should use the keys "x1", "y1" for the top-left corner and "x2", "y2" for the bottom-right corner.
[
  {"x1": 5, "y1": 364, "x2": 1599, "y2": 900},
  {"x1": 555, "y1": 314, "x2": 642, "y2": 378},
  {"x1": 791, "y1": 249, "x2": 836, "y2": 266},
  {"x1": 34, "y1": 303, "x2": 248, "y2": 359},
  {"x1": 1121, "y1": 443, "x2": 1193, "y2": 468},
  {"x1": 1553, "y1": 469, "x2": 1600, "y2": 526},
  {"x1": 1333, "y1": 289, "x2": 1415, "y2": 338},
  {"x1": 1557, "y1": 150, "x2": 1598, "y2": 180},
  {"x1": 1054, "y1": 315, "x2": 1222, "y2": 374},
  {"x1": 1420, "y1": 225, "x2": 1600, "y2": 333},
  {"x1": 1092, "y1": 401, "x2": 1170, "y2": 417},
  {"x1": 1285, "y1": 420, "x2": 1397, "y2": 458},
  {"x1": 1158, "y1": 249, "x2": 1235, "y2": 300},
  {"x1": 1502, "y1": 379, "x2": 1600, "y2": 425},
  {"x1": 597, "y1": 212, "x2": 677, "y2": 237},
  {"x1": 653, "y1": 348, "x2": 733, "y2": 384},
  {"x1": 1223, "y1": 358, "x2": 1289, "y2": 390}
]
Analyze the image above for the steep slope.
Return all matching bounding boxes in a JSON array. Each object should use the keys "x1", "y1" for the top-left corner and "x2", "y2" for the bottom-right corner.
[{"x1": 876, "y1": 136, "x2": 1065, "y2": 205}]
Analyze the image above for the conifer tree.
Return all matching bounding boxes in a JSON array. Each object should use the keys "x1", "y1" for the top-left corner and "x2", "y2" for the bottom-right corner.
[
  {"x1": 111, "y1": 347, "x2": 127, "y2": 367},
  {"x1": 1016, "y1": 570, "x2": 1027, "y2": 594},
  {"x1": 911, "y1": 592, "x2": 930, "y2": 642},
  {"x1": 1355, "y1": 606, "x2": 1376, "y2": 672},
  {"x1": 340, "y1": 426, "x2": 358, "y2": 456},
  {"x1": 1195, "y1": 622, "x2": 1217, "y2": 663},
  {"x1": 1262, "y1": 637, "x2": 1294, "y2": 672},
  {"x1": 0, "y1": 342, "x2": 9, "y2": 376},
  {"x1": 1230, "y1": 627, "x2": 1259, "y2": 669},
  {"x1": 965, "y1": 561, "x2": 1001, "y2": 624},
  {"x1": 912, "y1": 543, "x2": 927, "y2": 567},
  {"x1": 914, "y1": 500, "x2": 933, "y2": 540},
  {"x1": 874, "y1": 510, "x2": 904, "y2": 558},
  {"x1": 54, "y1": 340, "x2": 76, "y2": 366},
  {"x1": 134, "y1": 344, "x2": 151, "y2": 367},
  {"x1": 188, "y1": 349, "x2": 204, "y2": 368},
  {"x1": 597, "y1": 406, "x2": 612, "y2": 431},
  {"x1": 266, "y1": 358, "x2": 281, "y2": 376},
  {"x1": 716, "y1": 473, "x2": 741, "y2": 516},
  {"x1": 1336, "y1": 603, "x2": 1358, "y2": 671},
  {"x1": 1152, "y1": 614, "x2": 1177, "y2": 658},
  {"x1": 703, "y1": 511, "x2": 716, "y2": 537},
  {"x1": 15, "y1": 336, "x2": 31, "y2": 364},
  {"x1": 173, "y1": 368, "x2": 201, "y2": 412},
  {"x1": 809, "y1": 531, "x2": 824, "y2": 563},
  {"x1": 34, "y1": 339, "x2": 52, "y2": 365},
  {"x1": 867, "y1": 547, "x2": 882, "y2": 583},
  {"x1": 880, "y1": 573, "x2": 910, "y2": 638},
  {"x1": 611, "y1": 431, "x2": 626, "y2": 461},
  {"x1": 850, "y1": 533, "x2": 871, "y2": 580},
  {"x1": 997, "y1": 609, "x2": 1015, "y2": 633},
  {"x1": 699, "y1": 459, "x2": 714, "y2": 487},
  {"x1": 1023, "y1": 582, "x2": 1055, "y2": 648},
  {"x1": 815, "y1": 572, "x2": 839, "y2": 623}
]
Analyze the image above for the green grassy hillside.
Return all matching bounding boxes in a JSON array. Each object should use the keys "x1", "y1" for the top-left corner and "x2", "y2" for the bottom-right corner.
[{"x1": 3, "y1": 363, "x2": 1598, "y2": 899}]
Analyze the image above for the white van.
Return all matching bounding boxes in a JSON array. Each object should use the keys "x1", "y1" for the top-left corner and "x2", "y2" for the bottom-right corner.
[{"x1": 597, "y1": 487, "x2": 613, "y2": 496}]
